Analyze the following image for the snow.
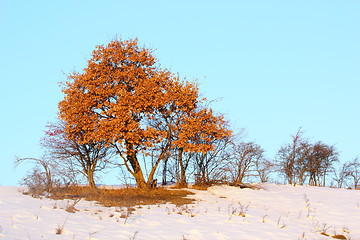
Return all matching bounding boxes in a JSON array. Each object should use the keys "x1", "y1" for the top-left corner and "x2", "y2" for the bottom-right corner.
[{"x1": 0, "y1": 184, "x2": 359, "y2": 239}]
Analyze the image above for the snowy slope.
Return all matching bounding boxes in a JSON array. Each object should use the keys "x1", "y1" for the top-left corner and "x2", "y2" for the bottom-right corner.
[{"x1": 0, "y1": 184, "x2": 359, "y2": 240}]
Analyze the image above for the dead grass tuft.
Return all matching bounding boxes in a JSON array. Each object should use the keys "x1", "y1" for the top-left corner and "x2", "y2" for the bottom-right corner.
[
  {"x1": 49, "y1": 186, "x2": 195, "y2": 208},
  {"x1": 55, "y1": 226, "x2": 63, "y2": 235},
  {"x1": 228, "y1": 183, "x2": 262, "y2": 190},
  {"x1": 332, "y1": 234, "x2": 347, "y2": 239},
  {"x1": 65, "y1": 199, "x2": 81, "y2": 213},
  {"x1": 55, "y1": 216, "x2": 68, "y2": 235},
  {"x1": 189, "y1": 184, "x2": 209, "y2": 191}
]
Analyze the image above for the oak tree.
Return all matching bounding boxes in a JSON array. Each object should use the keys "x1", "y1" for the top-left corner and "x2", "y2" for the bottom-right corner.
[{"x1": 59, "y1": 38, "x2": 230, "y2": 188}]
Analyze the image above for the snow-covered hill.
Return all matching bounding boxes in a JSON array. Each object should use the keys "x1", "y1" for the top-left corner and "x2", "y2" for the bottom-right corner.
[{"x1": 0, "y1": 184, "x2": 359, "y2": 240}]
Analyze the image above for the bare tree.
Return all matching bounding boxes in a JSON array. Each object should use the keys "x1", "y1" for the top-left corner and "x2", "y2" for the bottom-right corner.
[
  {"x1": 277, "y1": 129, "x2": 339, "y2": 186},
  {"x1": 345, "y1": 158, "x2": 360, "y2": 189},
  {"x1": 332, "y1": 162, "x2": 350, "y2": 188},
  {"x1": 193, "y1": 136, "x2": 232, "y2": 185},
  {"x1": 306, "y1": 142, "x2": 338, "y2": 186},
  {"x1": 254, "y1": 157, "x2": 274, "y2": 183},
  {"x1": 226, "y1": 141, "x2": 265, "y2": 184},
  {"x1": 41, "y1": 121, "x2": 114, "y2": 188},
  {"x1": 276, "y1": 128, "x2": 306, "y2": 185}
]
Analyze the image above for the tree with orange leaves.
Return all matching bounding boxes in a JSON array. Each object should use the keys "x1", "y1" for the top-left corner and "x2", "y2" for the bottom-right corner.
[{"x1": 59, "y1": 38, "x2": 230, "y2": 188}]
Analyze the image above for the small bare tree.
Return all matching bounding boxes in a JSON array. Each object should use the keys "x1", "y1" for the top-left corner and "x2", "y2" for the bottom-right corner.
[
  {"x1": 42, "y1": 121, "x2": 114, "y2": 188},
  {"x1": 277, "y1": 129, "x2": 339, "y2": 186},
  {"x1": 306, "y1": 141, "x2": 338, "y2": 186},
  {"x1": 226, "y1": 141, "x2": 265, "y2": 184},
  {"x1": 276, "y1": 128, "x2": 306, "y2": 185},
  {"x1": 193, "y1": 136, "x2": 232, "y2": 185},
  {"x1": 254, "y1": 158, "x2": 274, "y2": 183},
  {"x1": 345, "y1": 158, "x2": 360, "y2": 189},
  {"x1": 333, "y1": 162, "x2": 350, "y2": 188}
]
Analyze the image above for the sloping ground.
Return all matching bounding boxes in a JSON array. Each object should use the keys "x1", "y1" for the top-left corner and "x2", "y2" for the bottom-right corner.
[{"x1": 0, "y1": 184, "x2": 359, "y2": 239}]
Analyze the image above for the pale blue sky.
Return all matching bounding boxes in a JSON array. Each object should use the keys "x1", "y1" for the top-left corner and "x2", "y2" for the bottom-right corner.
[{"x1": 1, "y1": 1, "x2": 359, "y2": 186}]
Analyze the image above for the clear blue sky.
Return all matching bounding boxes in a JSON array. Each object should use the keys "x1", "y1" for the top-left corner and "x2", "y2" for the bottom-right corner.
[{"x1": 1, "y1": 1, "x2": 359, "y2": 186}]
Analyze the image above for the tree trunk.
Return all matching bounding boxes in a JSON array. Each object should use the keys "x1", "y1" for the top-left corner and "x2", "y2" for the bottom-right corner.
[
  {"x1": 133, "y1": 170, "x2": 147, "y2": 188},
  {"x1": 126, "y1": 143, "x2": 147, "y2": 188},
  {"x1": 178, "y1": 148, "x2": 187, "y2": 187},
  {"x1": 129, "y1": 156, "x2": 147, "y2": 188},
  {"x1": 87, "y1": 169, "x2": 96, "y2": 188},
  {"x1": 44, "y1": 165, "x2": 53, "y2": 192},
  {"x1": 162, "y1": 158, "x2": 168, "y2": 185}
]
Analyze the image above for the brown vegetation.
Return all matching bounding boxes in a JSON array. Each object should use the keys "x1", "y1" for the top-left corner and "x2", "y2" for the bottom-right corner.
[
  {"x1": 49, "y1": 186, "x2": 195, "y2": 208},
  {"x1": 331, "y1": 234, "x2": 347, "y2": 239}
]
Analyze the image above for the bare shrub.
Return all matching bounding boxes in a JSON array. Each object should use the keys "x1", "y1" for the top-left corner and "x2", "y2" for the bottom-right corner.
[
  {"x1": 19, "y1": 167, "x2": 48, "y2": 196},
  {"x1": 15, "y1": 157, "x2": 78, "y2": 196},
  {"x1": 15, "y1": 158, "x2": 55, "y2": 196}
]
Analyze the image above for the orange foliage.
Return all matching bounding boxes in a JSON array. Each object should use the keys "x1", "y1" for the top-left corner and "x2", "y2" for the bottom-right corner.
[{"x1": 59, "y1": 38, "x2": 230, "y2": 187}]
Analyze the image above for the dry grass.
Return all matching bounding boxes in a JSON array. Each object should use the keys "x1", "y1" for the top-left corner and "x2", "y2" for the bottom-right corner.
[
  {"x1": 189, "y1": 184, "x2": 209, "y2": 191},
  {"x1": 332, "y1": 234, "x2": 347, "y2": 239},
  {"x1": 55, "y1": 225, "x2": 64, "y2": 235},
  {"x1": 228, "y1": 183, "x2": 263, "y2": 190},
  {"x1": 49, "y1": 186, "x2": 195, "y2": 208},
  {"x1": 65, "y1": 199, "x2": 81, "y2": 213},
  {"x1": 169, "y1": 183, "x2": 209, "y2": 191}
]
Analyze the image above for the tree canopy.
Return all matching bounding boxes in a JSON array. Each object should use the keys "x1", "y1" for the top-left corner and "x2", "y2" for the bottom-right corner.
[{"x1": 59, "y1": 38, "x2": 231, "y2": 188}]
